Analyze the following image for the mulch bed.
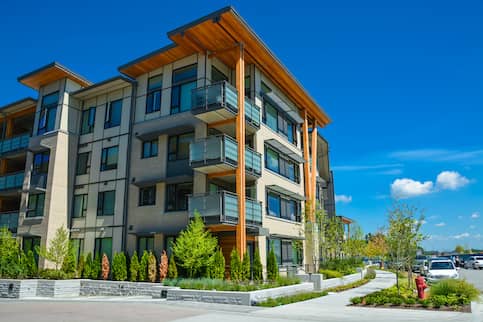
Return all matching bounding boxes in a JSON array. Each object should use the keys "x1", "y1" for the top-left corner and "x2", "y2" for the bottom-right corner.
[{"x1": 349, "y1": 303, "x2": 472, "y2": 313}]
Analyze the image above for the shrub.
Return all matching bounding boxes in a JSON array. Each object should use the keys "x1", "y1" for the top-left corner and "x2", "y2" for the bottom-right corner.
[
  {"x1": 172, "y1": 212, "x2": 218, "y2": 278},
  {"x1": 257, "y1": 291, "x2": 328, "y2": 307},
  {"x1": 230, "y1": 248, "x2": 242, "y2": 281},
  {"x1": 208, "y1": 248, "x2": 225, "y2": 280},
  {"x1": 129, "y1": 251, "x2": 140, "y2": 282},
  {"x1": 365, "y1": 268, "x2": 376, "y2": 279},
  {"x1": 319, "y1": 269, "x2": 343, "y2": 279},
  {"x1": 84, "y1": 253, "x2": 92, "y2": 278},
  {"x1": 36, "y1": 226, "x2": 69, "y2": 270},
  {"x1": 90, "y1": 253, "x2": 101, "y2": 279},
  {"x1": 252, "y1": 248, "x2": 263, "y2": 282},
  {"x1": 148, "y1": 252, "x2": 157, "y2": 282},
  {"x1": 430, "y1": 295, "x2": 446, "y2": 308},
  {"x1": 241, "y1": 252, "x2": 250, "y2": 281},
  {"x1": 77, "y1": 254, "x2": 85, "y2": 278},
  {"x1": 112, "y1": 253, "x2": 127, "y2": 281},
  {"x1": 139, "y1": 250, "x2": 149, "y2": 281},
  {"x1": 168, "y1": 254, "x2": 178, "y2": 279},
  {"x1": 62, "y1": 243, "x2": 77, "y2": 275},
  {"x1": 39, "y1": 269, "x2": 73, "y2": 280},
  {"x1": 429, "y1": 279, "x2": 479, "y2": 301},
  {"x1": 25, "y1": 250, "x2": 38, "y2": 278},
  {"x1": 0, "y1": 227, "x2": 25, "y2": 278},
  {"x1": 319, "y1": 258, "x2": 363, "y2": 275},
  {"x1": 267, "y1": 246, "x2": 279, "y2": 280},
  {"x1": 351, "y1": 297, "x2": 362, "y2": 305},
  {"x1": 101, "y1": 254, "x2": 110, "y2": 280},
  {"x1": 159, "y1": 250, "x2": 168, "y2": 282}
]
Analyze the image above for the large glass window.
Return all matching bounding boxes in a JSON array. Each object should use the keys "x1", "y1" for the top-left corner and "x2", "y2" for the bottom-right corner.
[
  {"x1": 265, "y1": 102, "x2": 278, "y2": 130},
  {"x1": 100, "y1": 146, "x2": 118, "y2": 171},
  {"x1": 27, "y1": 193, "x2": 45, "y2": 217},
  {"x1": 138, "y1": 236, "x2": 154, "y2": 254},
  {"x1": 33, "y1": 151, "x2": 49, "y2": 175},
  {"x1": 37, "y1": 92, "x2": 58, "y2": 135},
  {"x1": 268, "y1": 238, "x2": 299, "y2": 265},
  {"x1": 139, "y1": 186, "x2": 156, "y2": 206},
  {"x1": 165, "y1": 182, "x2": 192, "y2": 212},
  {"x1": 23, "y1": 236, "x2": 41, "y2": 263},
  {"x1": 266, "y1": 190, "x2": 301, "y2": 222},
  {"x1": 211, "y1": 66, "x2": 228, "y2": 83},
  {"x1": 80, "y1": 107, "x2": 96, "y2": 134},
  {"x1": 146, "y1": 75, "x2": 162, "y2": 113},
  {"x1": 72, "y1": 194, "x2": 88, "y2": 218},
  {"x1": 171, "y1": 64, "x2": 197, "y2": 114},
  {"x1": 94, "y1": 237, "x2": 112, "y2": 260},
  {"x1": 104, "y1": 99, "x2": 122, "y2": 128},
  {"x1": 167, "y1": 132, "x2": 194, "y2": 161},
  {"x1": 71, "y1": 238, "x2": 84, "y2": 263},
  {"x1": 97, "y1": 191, "x2": 115, "y2": 216},
  {"x1": 76, "y1": 152, "x2": 91, "y2": 175},
  {"x1": 264, "y1": 146, "x2": 299, "y2": 183},
  {"x1": 265, "y1": 147, "x2": 279, "y2": 173},
  {"x1": 263, "y1": 100, "x2": 297, "y2": 144},
  {"x1": 267, "y1": 193, "x2": 281, "y2": 218},
  {"x1": 142, "y1": 139, "x2": 158, "y2": 159}
]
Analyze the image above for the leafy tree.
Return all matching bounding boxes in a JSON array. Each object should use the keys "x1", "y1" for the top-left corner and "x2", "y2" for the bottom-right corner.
[
  {"x1": 208, "y1": 248, "x2": 225, "y2": 279},
  {"x1": 129, "y1": 251, "x2": 140, "y2": 282},
  {"x1": 139, "y1": 250, "x2": 149, "y2": 281},
  {"x1": 148, "y1": 252, "x2": 157, "y2": 282},
  {"x1": 0, "y1": 227, "x2": 24, "y2": 278},
  {"x1": 101, "y1": 254, "x2": 110, "y2": 280},
  {"x1": 241, "y1": 252, "x2": 250, "y2": 281},
  {"x1": 25, "y1": 250, "x2": 38, "y2": 278},
  {"x1": 36, "y1": 226, "x2": 69, "y2": 270},
  {"x1": 77, "y1": 254, "x2": 85, "y2": 278},
  {"x1": 172, "y1": 212, "x2": 218, "y2": 278},
  {"x1": 159, "y1": 250, "x2": 168, "y2": 282},
  {"x1": 90, "y1": 253, "x2": 101, "y2": 279},
  {"x1": 365, "y1": 232, "x2": 388, "y2": 260},
  {"x1": 62, "y1": 242, "x2": 77, "y2": 275},
  {"x1": 112, "y1": 252, "x2": 127, "y2": 281},
  {"x1": 343, "y1": 224, "x2": 366, "y2": 258},
  {"x1": 167, "y1": 254, "x2": 178, "y2": 279},
  {"x1": 252, "y1": 248, "x2": 263, "y2": 282},
  {"x1": 454, "y1": 245, "x2": 465, "y2": 254},
  {"x1": 267, "y1": 245, "x2": 279, "y2": 280},
  {"x1": 230, "y1": 248, "x2": 242, "y2": 281},
  {"x1": 83, "y1": 253, "x2": 92, "y2": 278}
]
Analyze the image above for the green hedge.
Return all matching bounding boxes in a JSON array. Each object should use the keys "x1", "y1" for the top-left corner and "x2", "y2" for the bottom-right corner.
[
  {"x1": 257, "y1": 291, "x2": 328, "y2": 307},
  {"x1": 319, "y1": 258, "x2": 363, "y2": 276}
]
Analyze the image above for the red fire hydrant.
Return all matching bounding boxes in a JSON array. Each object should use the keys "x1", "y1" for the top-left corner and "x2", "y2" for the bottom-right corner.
[{"x1": 415, "y1": 275, "x2": 427, "y2": 299}]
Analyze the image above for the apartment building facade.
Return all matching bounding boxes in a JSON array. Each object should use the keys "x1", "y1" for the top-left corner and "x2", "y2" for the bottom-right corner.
[{"x1": 0, "y1": 7, "x2": 337, "y2": 271}]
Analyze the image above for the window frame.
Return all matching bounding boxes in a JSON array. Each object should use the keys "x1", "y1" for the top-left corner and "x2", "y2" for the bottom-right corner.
[
  {"x1": 33, "y1": 151, "x2": 50, "y2": 175},
  {"x1": 27, "y1": 193, "x2": 45, "y2": 218},
  {"x1": 100, "y1": 146, "x2": 119, "y2": 171},
  {"x1": 264, "y1": 146, "x2": 300, "y2": 183},
  {"x1": 139, "y1": 185, "x2": 156, "y2": 206},
  {"x1": 146, "y1": 74, "x2": 163, "y2": 114},
  {"x1": 262, "y1": 100, "x2": 297, "y2": 145},
  {"x1": 80, "y1": 107, "x2": 96, "y2": 134},
  {"x1": 104, "y1": 99, "x2": 122, "y2": 129},
  {"x1": 266, "y1": 190, "x2": 301, "y2": 222},
  {"x1": 72, "y1": 194, "x2": 88, "y2": 218},
  {"x1": 170, "y1": 64, "x2": 197, "y2": 114},
  {"x1": 76, "y1": 152, "x2": 91, "y2": 175},
  {"x1": 137, "y1": 236, "x2": 154, "y2": 254},
  {"x1": 165, "y1": 182, "x2": 192, "y2": 212},
  {"x1": 97, "y1": 190, "x2": 115, "y2": 216},
  {"x1": 37, "y1": 91, "x2": 59, "y2": 135},
  {"x1": 142, "y1": 139, "x2": 158, "y2": 159},
  {"x1": 167, "y1": 132, "x2": 194, "y2": 161},
  {"x1": 94, "y1": 237, "x2": 112, "y2": 260}
]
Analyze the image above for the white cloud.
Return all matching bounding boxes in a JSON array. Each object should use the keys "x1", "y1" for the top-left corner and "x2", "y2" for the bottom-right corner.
[
  {"x1": 332, "y1": 163, "x2": 403, "y2": 172},
  {"x1": 435, "y1": 222, "x2": 446, "y2": 227},
  {"x1": 390, "y1": 178, "x2": 433, "y2": 199},
  {"x1": 453, "y1": 233, "x2": 470, "y2": 239},
  {"x1": 415, "y1": 219, "x2": 427, "y2": 225},
  {"x1": 335, "y1": 194, "x2": 352, "y2": 203},
  {"x1": 436, "y1": 171, "x2": 470, "y2": 190},
  {"x1": 471, "y1": 212, "x2": 480, "y2": 219}
]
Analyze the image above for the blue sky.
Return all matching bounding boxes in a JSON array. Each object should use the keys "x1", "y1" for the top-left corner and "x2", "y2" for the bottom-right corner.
[{"x1": 0, "y1": 0, "x2": 482, "y2": 250}]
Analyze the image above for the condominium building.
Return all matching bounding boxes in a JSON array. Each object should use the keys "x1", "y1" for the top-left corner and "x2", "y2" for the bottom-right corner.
[{"x1": 0, "y1": 7, "x2": 338, "y2": 271}]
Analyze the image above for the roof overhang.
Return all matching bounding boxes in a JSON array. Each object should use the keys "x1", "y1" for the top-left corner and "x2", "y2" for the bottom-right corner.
[
  {"x1": 270, "y1": 233, "x2": 305, "y2": 240},
  {"x1": 18, "y1": 62, "x2": 91, "y2": 90},
  {"x1": 338, "y1": 216, "x2": 353, "y2": 224},
  {"x1": 71, "y1": 76, "x2": 134, "y2": 99},
  {"x1": 0, "y1": 97, "x2": 37, "y2": 115},
  {"x1": 119, "y1": 6, "x2": 331, "y2": 126}
]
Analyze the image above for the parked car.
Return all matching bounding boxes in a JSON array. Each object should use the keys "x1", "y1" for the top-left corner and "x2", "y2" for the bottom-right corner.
[
  {"x1": 464, "y1": 256, "x2": 477, "y2": 269},
  {"x1": 412, "y1": 256, "x2": 428, "y2": 274},
  {"x1": 472, "y1": 256, "x2": 483, "y2": 269},
  {"x1": 426, "y1": 259, "x2": 459, "y2": 283},
  {"x1": 460, "y1": 254, "x2": 471, "y2": 268}
]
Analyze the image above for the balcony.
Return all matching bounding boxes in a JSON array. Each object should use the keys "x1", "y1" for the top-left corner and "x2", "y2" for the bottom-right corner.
[
  {"x1": 189, "y1": 135, "x2": 261, "y2": 180},
  {"x1": 191, "y1": 81, "x2": 261, "y2": 135},
  {"x1": 0, "y1": 172, "x2": 24, "y2": 192},
  {"x1": 0, "y1": 211, "x2": 18, "y2": 233},
  {"x1": 0, "y1": 133, "x2": 30, "y2": 156},
  {"x1": 188, "y1": 191, "x2": 262, "y2": 227}
]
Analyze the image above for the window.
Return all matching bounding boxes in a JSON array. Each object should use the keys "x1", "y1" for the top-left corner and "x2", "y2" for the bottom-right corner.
[
  {"x1": 27, "y1": 193, "x2": 45, "y2": 217},
  {"x1": 263, "y1": 101, "x2": 297, "y2": 144},
  {"x1": 211, "y1": 66, "x2": 228, "y2": 83},
  {"x1": 165, "y1": 182, "x2": 192, "y2": 212},
  {"x1": 71, "y1": 239, "x2": 84, "y2": 262},
  {"x1": 264, "y1": 146, "x2": 300, "y2": 182},
  {"x1": 146, "y1": 75, "x2": 162, "y2": 113},
  {"x1": 266, "y1": 191, "x2": 301, "y2": 222},
  {"x1": 72, "y1": 194, "x2": 88, "y2": 218},
  {"x1": 245, "y1": 75, "x2": 251, "y2": 98},
  {"x1": 94, "y1": 237, "x2": 112, "y2": 260},
  {"x1": 261, "y1": 81, "x2": 271, "y2": 95},
  {"x1": 33, "y1": 151, "x2": 49, "y2": 175},
  {"x1": 100, "y1": 146, "x2": 118, "y2": 171},
  {"x1": 171, "y1": 64, "x2": 197, "y2": 114},
  {"x1": 167, "y1": 132, "x2": 194, "y2": 161},
  {"x1": 80, "y1": 107, "x2": 96, "y2": 134},
  {"x1": 76, "y1": 152, "x2": 91, "y2": 175},
  {"x1": 139, "y1": 186, "x2": 156, "y2": 206},
  {"x1": 142, "y1": 139, "x2": 158, "y2": 158},
  {"x1": 97, "y1": 191, "x2": 115, "y2": 216},
  {"x1": 37, "y1": 92, "x2": 58, "y2": 135},
  {"x1": 268, "y1": 238, "x2": 299, "y2": 265},
  {"x1": 104, "y1": 99, "x2": 122, "y2": 128},
  {"x1": 138, "y1": 236, "x2": 154, "y2": 254}
]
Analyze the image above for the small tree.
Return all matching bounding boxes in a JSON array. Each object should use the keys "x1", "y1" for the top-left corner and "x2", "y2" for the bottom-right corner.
[
  {"x1": 129, "y1": 251, "x2": 140, "y2": 282},
  {"x1": 77, "y1": 254, "x2": 85, "y2": 278},
  {"x1": 365, "y1": 232, "x2": 388, "y2": 267},
  {"x1": 90, "y1": 253, "x2": 101, "y2": 279},
  {"x1": 112, "y1": 253, "x2": 127, "y2": 281},
  {"x1": 26, "y1": 250, "x2": 38, "y2": 278},
  {"x1": 267, "y1": 246, "x2": 279, "y2": 280},
  {"x1": 159, "y1": 250, "x2": 168, "y2": 282},
  {"x1": 84, "y1": 253, "x2": 92, "y2": 278},
  {"x1": 36, "y1": 226, "x2": 69, "y2": 270},
  {"x1": 167, "y1": 254, "x2": 178, "y2": 279},
  {"x1": 101, "y1": 254, "x2": 110, "y2": 280},
  {"x1": 172, "y1": 212, "x2": 218, "y2": 278},
  {"x1": 241, "y1": 252, "x2": 250, "y2": 281},
  {"x1": 139, "y1": 250, "x2": 149, "y2": 281},
  {"x1": 455, "y1": 245, "x2": 465, "y2": 254},
  {"x1": 148, "y1": 252, "x2": 157, "y2": 282},
  {"x1": 0, "y1": 227, "x2": 23, "y2": 278},
  {"x1": 230, "y1": 248, "x2": 242, "y2": 281},
  {"x1": 62, "y1": 242, "x2": 77, "y2": 276},
  {"x1": 252, "y1": 248, "x2": 263, "y2": 282},
  {"x1": 209, "y1": 248, "x2": 225, "y2": 279}
]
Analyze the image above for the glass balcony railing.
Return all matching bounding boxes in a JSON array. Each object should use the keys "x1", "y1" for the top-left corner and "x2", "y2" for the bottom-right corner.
[
  {"x1": 188, "y1": 191, "x2": 262, "y2": 227},
  {"x1": 244, "y1": 100, "x2": 261, "y2": 127},
  {"x1": 0, "y1": 172, "x2": 24, "y2": 191},
  {"x1": 245, "y1": 146, "x2": 262, "y2": 177},
  {"x1": 0, "y1": 133, "x2": 30, "y2": 155},
  {"x1": 0, "y1": 211, "x2": 19, "y2": 233},
  {"x1": 189, "y1": 135, "x2": 238, "y2": 168}
]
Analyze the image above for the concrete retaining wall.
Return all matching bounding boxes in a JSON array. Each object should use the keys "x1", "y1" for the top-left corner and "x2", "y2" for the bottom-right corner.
[
  {"x1": 80, "y1": 280, "x2": 174, "y2": 297},
  {"x1": 319, "y1": 268, "x2": 367, "y2": 290}
]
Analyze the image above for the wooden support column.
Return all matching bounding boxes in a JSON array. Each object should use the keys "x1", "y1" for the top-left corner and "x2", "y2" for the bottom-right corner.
[
  {"x1": 235, "y1": 43, "x2": 246, "y2": 258},
  {"x1": 311, "y1": 121, "x2": 318, "y2": 214},
  {"x1": 302, "y1": 110, "x2": 313, "y2": 221}
]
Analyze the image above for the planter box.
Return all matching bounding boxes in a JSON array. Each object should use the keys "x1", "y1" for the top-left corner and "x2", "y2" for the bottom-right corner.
[
  {"x1": 167, "y1": 282, "x2": 314, "y2": 306},
  {"x1": 0, "y1": 279, "x2": 37, "y2": 298},
  {"x1": 80, "y1": 280, "x2": 175, "y2": 297},
  {"x1": 319, "y1": 268, "x2": 367, "y2": 290}
]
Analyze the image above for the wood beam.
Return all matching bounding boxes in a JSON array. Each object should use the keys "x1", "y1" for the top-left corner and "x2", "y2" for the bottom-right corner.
[
  {"x1": 311, "y1": 121, "x2": 318, "y2": 215},
  {"x1": 235, "y1": 43, "x2": 246, "y2": 259},
  {"x1": 207, "y1": 169, "x2": 236, "y2": 179},
  {"x1": 208, "y1": 117, "x2": 236, "y2": 128},
  {"x1": 302, "y1": 110, "x2": 312, "y2": 221}
]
